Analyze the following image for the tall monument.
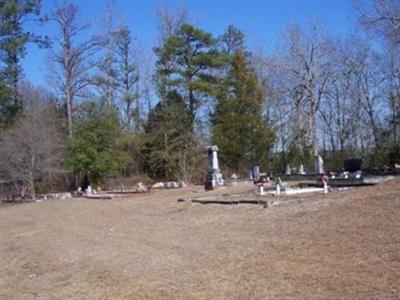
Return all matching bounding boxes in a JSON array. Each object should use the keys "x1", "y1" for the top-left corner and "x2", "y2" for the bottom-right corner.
[
  {"x1": 315, "y1": 154, "x2": 324, "y2": 174},
  {"x1": 205, "y1": 145, "x2": 224, "y2": 190}
]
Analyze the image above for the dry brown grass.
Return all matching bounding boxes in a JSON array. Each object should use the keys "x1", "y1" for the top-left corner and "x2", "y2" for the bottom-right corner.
[{"x1": 1, "y1": 178, "x2": 399, "y2": 299}]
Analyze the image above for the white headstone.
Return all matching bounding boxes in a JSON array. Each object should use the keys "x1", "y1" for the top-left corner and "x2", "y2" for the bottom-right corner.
[
  {"x1": 323, "y1": 181, "x2": 328, "y2": 194},
  {"x1": 297, "y1": 164, "x2": 305, "y2": 175},
  {"x1": 315, "y1": 155, "x2": 324, "y2": 174},
  {"x1": 248, "y1": 170, "x2": 253, "y2": 179},
  {"x1": 285, "y1": 164, "x2": 291, "y2": 175},
  {"x1": 178, "y1": 181, "x2": 187, "y2": 188},
  {"x1": 276, "y1": 184, "x2": 281, "y2": 195},
  {"x1": 258, "y1": 185, "x2": 265, "y2": 195},
  {"x1": 136, "y1": 182, "x2": 148, "y2": 192},
  {"x1": 85, "y1": 185, "x2": 93, "y2": 196},
  {"x1": 275, "y1": 177, "x2": 282, "y2": 195}
]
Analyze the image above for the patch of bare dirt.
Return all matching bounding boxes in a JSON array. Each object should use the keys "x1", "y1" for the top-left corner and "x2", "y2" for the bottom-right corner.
[{"x1": 1, "y1": 178, "x2": 399, "y2": 299}]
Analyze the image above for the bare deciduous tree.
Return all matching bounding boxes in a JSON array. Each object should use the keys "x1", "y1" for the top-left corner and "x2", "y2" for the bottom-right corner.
[
  {"x1": 155, "y1": 4, "x2": 189, "y2": 101},
  {"x1": 343, "y1": 35, "x2": 384, "y2": 149},
  {"x1": 0, "y1": 83, "x2": 64, "y2": 199},
  {"x1": 155, "y1": 4, "x2": 188, "y2": 45},
  {"x1": 92, "y1": 0, "x2": 119, "y2": 106},
  {"x1": 278, "y1": 22, "x2": 334, "y2": 157},
  {"x1": 382, "y1": 42, "x2": 400, "y2": 144},
  {"x1": 49, "y1": 1, "x2": 98, "y2": 138},
  {"x1": 358, "y1": 0, "x2": 400, "y2": 46}
]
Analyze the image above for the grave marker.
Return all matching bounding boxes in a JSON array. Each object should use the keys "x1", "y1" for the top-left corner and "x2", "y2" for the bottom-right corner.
[
  {"x1": 285, "y1": 164, "x2": 291, "y2": 175},
  {"x1": 315, "y1": 155, "x2": 324, "y2": 174},
  {"x1": 205, "y1": 146, "x2": 224, "y2": 190},
  {"x1": 297, "y1": 164, "x2": 305, "y2": 175}
]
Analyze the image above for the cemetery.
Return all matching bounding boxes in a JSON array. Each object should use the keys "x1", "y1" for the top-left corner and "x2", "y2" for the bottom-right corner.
[
  {"x1": 1, "y1": 0, "x2": 400, "y2": 298},
  {"x1": 1, "y1": 143, "x2": 399, "y2": 299},
  {"x1": 1, "y1": 157, "x2": 399, "y2": 299},
  {"x1": 2, "y1": 143, "x2": 394, "y2": 204},
  {"x1": 173, "y1": 145, "x2": 395, "y2": 206}
]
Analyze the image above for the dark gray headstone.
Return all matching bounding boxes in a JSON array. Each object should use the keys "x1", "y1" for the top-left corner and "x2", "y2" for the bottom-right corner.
[{"x1": 344, "y1": 158, "x2": 362, "y2": 173}]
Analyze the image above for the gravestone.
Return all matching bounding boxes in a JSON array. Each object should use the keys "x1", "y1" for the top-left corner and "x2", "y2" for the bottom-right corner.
[
  {"x1": 205, "y1": 145, "x2": 224, "y2": 190},
  {"x1": 315, "y1": 155, "x2": 324, "y2": 174},
  {"x1": 248, "y1": 169, "x2": 254, "y2": 179},
  {"x1": 275, "y1": 177, "x2": 282, "y2": 195},
  {"x1": 344, "y1": 158, "x2": 362, "y2": 173},
  {"x1": 285, "y1": 164, "x2": 291, "y2": 175},
  {"x1": 165, "y1": 182, "x2": 179, "y2": 189},
  {"x1": 252, "y1": 165, "x2": 260, "y2": 181},
  {"x1": 323, "y1": 181, "x2": 328, "y2": 193},
  {"x1": 85, "y1": 185, "x2": 93, "y2": 196},
  {"x1": 136, "y1": 182, "x2": 148, "y2": 192},
  {"x1": 81, "y1": 175, "x2": 90, "y2": 191},
  {"x1": 297, "y1": 164, "x2": 305, "y2": 175}
]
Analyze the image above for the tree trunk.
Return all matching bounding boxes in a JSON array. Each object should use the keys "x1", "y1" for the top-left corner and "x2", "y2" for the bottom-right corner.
[
  {"x1": 30, "y1": 154, "x2": 36, "y2": 200},
  {"x1": 30, "y1": 177, "x2": 36, "y2": 200},
  {"x1": 66, "y1": 87, "x2": 73, "y2": 138},
  {"x1": 135, "y1": 75, "x2": 140, "y2": 132},
  {"x1": 188, "y1": 85, "x2": 195, "y2": 130},
  {"x1": 64, "y1": 27, "x2": 73, "y2": 138},
  {"x1": 310, "y1": 100, "x2": 318, "y2": 156}
]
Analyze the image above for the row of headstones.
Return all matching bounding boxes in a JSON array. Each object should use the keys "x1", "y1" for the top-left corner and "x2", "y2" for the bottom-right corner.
[
  {"x1": 204, "y1": 146, "x2": 325, "y2": 189},
  {"x1": 284, "y1": 155, "x2": 324, "y2": 176},
  {"x1": 285, "y1": 164, "x2": 305, "y2": 175},
  {"x1": 284, "y1": 157, "x2": 364, "y2": 176},
  {"x1": 252, "y1": 155, "x2": 325, "y2": 179},
  {"x1": 287, "y1": 155, "x2": 324, "y2": 175}
]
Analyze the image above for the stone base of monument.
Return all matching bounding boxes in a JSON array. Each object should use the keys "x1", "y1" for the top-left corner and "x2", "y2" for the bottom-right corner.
[{"x1": 205, "y1": 172, "x2": 224, "y2": 190}]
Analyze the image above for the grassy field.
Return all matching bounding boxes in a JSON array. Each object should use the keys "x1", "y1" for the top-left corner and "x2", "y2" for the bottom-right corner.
[{"x1": 1, "y1": 178, "x2": 399, "y2": 299}]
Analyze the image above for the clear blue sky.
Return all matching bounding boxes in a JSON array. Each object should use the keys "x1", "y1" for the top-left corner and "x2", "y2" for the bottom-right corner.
[{"x1": 22, "y1": 0, "x2": 355, "y2": 88}]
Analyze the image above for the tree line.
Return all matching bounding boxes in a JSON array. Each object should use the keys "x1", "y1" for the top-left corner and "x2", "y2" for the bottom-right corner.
[{"x1": 0, "y1": 0, "x2": 399, "y2": 198}]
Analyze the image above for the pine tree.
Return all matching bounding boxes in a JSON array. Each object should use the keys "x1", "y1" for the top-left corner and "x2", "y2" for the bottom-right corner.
[
  {"x1": 114, "y1": 27, "x2": 139, "y2": 131},
  {"x1": 211, "y1": 51, "x2": 275, "y2": 173},
  {"x1": 149, "y1": 23, "x2": 226, "y2": 182},
  {"x1": 0, "y1": 80, "x2": 13, "y2": 128},
  {"x1": 67, "y1": 102, "x2": 131, "y2": 181},
  {"x1": 0, "y1": 0, "x2": 43, "y2": 121},
  {"x1": 154, "y1": 23, "x2": 226, "y2": 128},
  {"x1": 219, "y1": 25, "x2": 245, "y2": 56},
  {"x1": 141, "y1": 90, "x2": 196, "y2": 181}
]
